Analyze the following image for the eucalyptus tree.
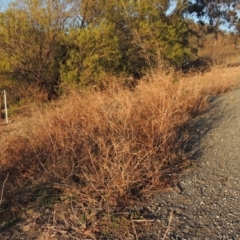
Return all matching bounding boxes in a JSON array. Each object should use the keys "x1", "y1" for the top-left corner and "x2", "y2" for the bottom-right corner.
[
  {"x1": 60, "y1": 0, "x2": 194, "y2": 89},
  {"x1": 3, "y1": 0, "x2": 235, "y2": 93},
  {"x1": 187, "y1": 0, "x2": 239, "y2": 32},
  {"x1": 0, "y1": 0, "x2": 77, "y2": 97}
]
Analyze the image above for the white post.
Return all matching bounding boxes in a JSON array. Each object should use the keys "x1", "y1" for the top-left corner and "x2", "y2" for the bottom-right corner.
[
  {"x1": 0, "y1": 92, "x2": 2, "y2": 119},
  {"x1": 4, "y1": 90, "x2": 8, "y2": 124}
]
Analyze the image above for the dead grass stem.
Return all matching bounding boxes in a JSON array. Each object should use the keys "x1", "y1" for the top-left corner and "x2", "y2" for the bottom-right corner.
[{"x1": 0, "y1": 66, "x2": 239, "y2": 238}]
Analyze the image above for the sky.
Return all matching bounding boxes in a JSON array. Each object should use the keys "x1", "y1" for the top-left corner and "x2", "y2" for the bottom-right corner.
[
  {"x1": 0, "y1": 0, "x2": 238, "y2": 32},
  {"x1": 0, "y1": 0, "x2": 12, "y2": 10}
]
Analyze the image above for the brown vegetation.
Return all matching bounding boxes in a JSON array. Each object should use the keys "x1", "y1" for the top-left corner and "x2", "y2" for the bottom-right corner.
[
  {"x1": 0, "y1": 67, "x2": 239, "y2": 238},
  {"x1": 1, "y1": 1, "x2": 240, "y2": 238},
  {"x1": 198, "y1": 32, "x2": 240, "y2": 67}
]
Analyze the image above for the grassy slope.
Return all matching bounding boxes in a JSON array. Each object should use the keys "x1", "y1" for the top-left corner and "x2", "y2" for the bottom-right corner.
[{"x1": 0, "y1": 66, "x2": 240, "y2": 239}]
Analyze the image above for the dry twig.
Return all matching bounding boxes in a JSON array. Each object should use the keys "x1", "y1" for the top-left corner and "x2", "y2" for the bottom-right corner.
[
  {"x1": 0, "y1": 172, "x2": 9, "y2": 209},
  {"x1": 131, "y1": 215, "x2": 139, "y2": 240},
  {"x1": 163, "y1": 210, "x2": 174, "y2": 240}
]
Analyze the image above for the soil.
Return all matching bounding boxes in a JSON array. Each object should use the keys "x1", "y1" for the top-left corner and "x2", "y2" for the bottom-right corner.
[{"x1": 1, "y1": 87, "x2": 240, "y2": 239}]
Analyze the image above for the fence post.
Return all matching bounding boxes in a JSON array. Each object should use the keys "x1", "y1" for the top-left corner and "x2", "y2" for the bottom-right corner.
[
  {"x1": 0, "y1": 92, "x2": 2, "y2": 119},
  {"x1": 4, "y1": 90, "x2": 8, "y2": 124}
]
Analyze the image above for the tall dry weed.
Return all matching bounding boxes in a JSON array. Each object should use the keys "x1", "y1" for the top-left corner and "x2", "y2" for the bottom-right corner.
[{"x1": 0, "y1": 67, "x2": 239, "y2": 236}]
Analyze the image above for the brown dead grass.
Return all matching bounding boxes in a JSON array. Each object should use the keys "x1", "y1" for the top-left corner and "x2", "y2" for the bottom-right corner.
[
  {"x1": 0, "y1": 67, "x2": 240, "y2": 238},
  {"x1": 198, "y1": 33, "x2": 240, "y2": 67}
]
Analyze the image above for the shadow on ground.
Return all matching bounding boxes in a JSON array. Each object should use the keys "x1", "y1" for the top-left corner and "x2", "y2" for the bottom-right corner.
[{"x1": 184, "y1": 94, "x2": 229, "y2": 161}]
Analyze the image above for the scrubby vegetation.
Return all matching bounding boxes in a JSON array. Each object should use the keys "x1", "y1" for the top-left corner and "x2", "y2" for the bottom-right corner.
[
  {"x1": 1, "y1": 68, "x2": 239, "y2": 238},
  {"x1": 0, "y1": 0, "x2": 239, "y2": 98},
  {"x1": 1, "y1": 0, "x2": 240, "y2": 238}
]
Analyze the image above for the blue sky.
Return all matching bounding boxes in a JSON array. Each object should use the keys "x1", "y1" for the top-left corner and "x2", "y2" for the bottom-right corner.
[
  {"x1": 0, "y1": 0, "x2": 237, "y2": 32},
  {"x1": 1, "y1": 0, "x2": 12, "y2": 10}
]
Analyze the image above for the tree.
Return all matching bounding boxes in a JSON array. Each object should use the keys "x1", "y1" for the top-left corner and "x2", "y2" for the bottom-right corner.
[
  {"x1": 235, "y1": 18, "x2": 240, "y2": 35},
  {"x1": 0, "y1": 0, "x2": 75, "y2": 98},
  {"x1": 2, "y1": 0, "x2": 232, "y2": 94},
  {"x1": 186, "y1": 0, "x2": 239, "y2": 32},
  {"x1": 83, "y1": 0, "x2": 193, "y2": 71},
  {"x1": 59, "y1": 21, "x2": 121, "y2": 89}
]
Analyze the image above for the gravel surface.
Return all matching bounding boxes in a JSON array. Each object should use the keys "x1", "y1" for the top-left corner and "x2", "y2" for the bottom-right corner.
[{"x1": 138, "y1": 88, "x2": 240, "y2": 239}]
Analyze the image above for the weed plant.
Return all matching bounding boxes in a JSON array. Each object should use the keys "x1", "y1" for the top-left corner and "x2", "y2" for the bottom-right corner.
[{"x1": 0, "y1": 67, "x2": 238, "y2": 238}]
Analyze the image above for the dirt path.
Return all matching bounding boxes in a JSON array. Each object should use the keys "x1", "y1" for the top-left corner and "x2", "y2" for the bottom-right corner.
[{"x1": 138, "y1": 88, "x2": 240, "y2": 239}]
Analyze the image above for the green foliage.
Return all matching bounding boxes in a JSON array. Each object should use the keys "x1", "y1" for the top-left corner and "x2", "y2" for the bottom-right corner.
[
  {"x1": 60, "y1": 0, "x2": 194, "y2": 87},
  {"x1": 60, "y1": 21, "x2": 121, "y2": 89},
  {"x1": 0, "y1": 0, "x2": 72, "y2": 98},
  {"x1": 0, "y1": 0, "x2": 235, "y2": 96},
  {"x1": 187, "y1": 0, "x2": 239, "y2": 30},
  {"x1": 162, "y1": 15, "x2": 193, "y2": 67},
  {"x1": 79, "y1": 0, "x2": 193, "y2": 75}
]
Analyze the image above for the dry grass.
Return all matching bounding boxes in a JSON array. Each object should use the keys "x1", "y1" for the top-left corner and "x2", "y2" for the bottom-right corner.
[
  {"x1": 0, "y1": 67, "x2": 240, "y2": 238},
  {"x1": 198, "y1": 33, "x2": 240, "y2": 67}
]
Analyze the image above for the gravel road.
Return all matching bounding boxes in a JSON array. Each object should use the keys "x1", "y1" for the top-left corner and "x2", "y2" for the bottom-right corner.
[{"x1": 138, "y1": 88, "x2": 240, "y2": 239}]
